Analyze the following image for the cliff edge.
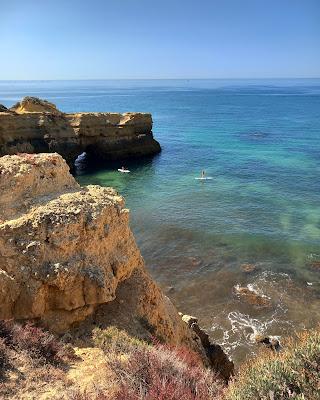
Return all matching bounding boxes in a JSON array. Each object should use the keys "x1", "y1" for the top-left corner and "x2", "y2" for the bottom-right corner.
[
  {"x1": 0, "y1": 153, "x2": 233, "y2": 381},
  {"x1": 0, "y1": 97, "x2": 161, "y2": 167}
]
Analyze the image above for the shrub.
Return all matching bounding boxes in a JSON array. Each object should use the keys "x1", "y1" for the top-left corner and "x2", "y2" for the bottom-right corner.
[
  {"x1": 92, "y1": 326, "x2": 147, "y2": 354},
  {"x1": 225, "y1": 328, "x2": 320, "y2": 400},
  {"x1": 110, "y1": 342, "x2": 223, "y2": 400},
  {"x1": 0, "y1": 320, "x2": 74, "y2": 366},
  {"x1": 74, "y1": 327, "x2": 223, "y2": 400}
]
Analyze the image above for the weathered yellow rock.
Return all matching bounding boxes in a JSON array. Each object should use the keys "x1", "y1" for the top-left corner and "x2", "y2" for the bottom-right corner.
[
  {"x1": 11, "y1": 96, "x2": 61, "y2": 114},
  {"x1": 0, "y1": 153, "x2": 141, "y2": 331},
  {"x1": 0, "y1": 97, "x2": 161, "y2": 166}
]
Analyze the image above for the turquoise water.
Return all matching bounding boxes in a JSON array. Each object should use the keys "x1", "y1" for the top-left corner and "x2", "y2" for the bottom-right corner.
[{"x1": 1, "y1": 79, "x2": 320, "y2": 363}]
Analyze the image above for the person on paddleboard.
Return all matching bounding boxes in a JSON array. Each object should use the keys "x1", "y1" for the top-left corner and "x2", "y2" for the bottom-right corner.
[{"x1": 201, "y1": 170, "x2": 205, "y2": 178}]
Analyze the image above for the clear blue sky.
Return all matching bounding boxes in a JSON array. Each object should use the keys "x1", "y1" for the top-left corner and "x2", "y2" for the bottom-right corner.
[{"x1": 0, "y1": 0, "x2": 319, "y2": 79}]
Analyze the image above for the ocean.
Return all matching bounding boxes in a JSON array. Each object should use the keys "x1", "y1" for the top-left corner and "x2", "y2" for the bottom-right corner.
[{"x1": 1, "y1": 79, "x2": 320, "y2": 364}]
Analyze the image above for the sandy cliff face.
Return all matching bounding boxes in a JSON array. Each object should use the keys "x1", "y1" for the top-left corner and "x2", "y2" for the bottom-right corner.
[
  {"x1": 0, "y1": 97, "x2": 161, "y2": 167},
  {"x1": 0, "y1": 153, "x2": 233, "y2": 379},
  {"x1": 0, "y1": 153, "x2": 140, "y2": 331}
]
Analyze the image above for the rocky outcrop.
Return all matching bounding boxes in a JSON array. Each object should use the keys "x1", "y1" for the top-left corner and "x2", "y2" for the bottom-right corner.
[
  {"x1": 180, "y1": 314, "x2": 234, "y2": 381},
  {"x1": 253, "y1": 333, "x2": 281, "y2": 352},
  {"x1": 0, "y1": 97, "x2": 161, "y2": 167},
  {"x1": 0, "y1": 153, "x2": 233, "y2": 379},
  {"x1": 11, "y1": 96, "x2": 61, "y2": 114}
]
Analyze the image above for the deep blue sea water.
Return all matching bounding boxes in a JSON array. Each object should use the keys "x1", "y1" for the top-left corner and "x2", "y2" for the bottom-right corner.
[{"x1": 1, "y1": 79, "x2": 320, "y2": 363}]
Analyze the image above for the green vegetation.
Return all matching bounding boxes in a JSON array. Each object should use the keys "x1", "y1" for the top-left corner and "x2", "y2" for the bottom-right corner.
[
  {"x1": 226, "y1": 328, "x2": 320, "y2": 400},
  {"x1": 0, "y1": 321, "x2": 319, "y2": 399},
  {"x1": 92, "y1": 326, "x2": 147, "y2": 354}
]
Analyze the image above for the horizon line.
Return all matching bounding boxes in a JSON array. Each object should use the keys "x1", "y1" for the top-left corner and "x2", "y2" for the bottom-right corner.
[{"x1": 0, "y1": 77, "x2": 320, "y2": 82}]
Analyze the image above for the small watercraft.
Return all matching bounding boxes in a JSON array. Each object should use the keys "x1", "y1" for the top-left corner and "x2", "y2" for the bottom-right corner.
[
  {"x1": 196, "y1": 170, "x2": 212, "y2": 180},
  {"x1": 118, "y1": 168, "x2": 130, "y2": 173}
]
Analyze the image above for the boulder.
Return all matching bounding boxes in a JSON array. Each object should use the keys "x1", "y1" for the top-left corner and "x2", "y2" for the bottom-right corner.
[{"x1": 254, "y1": 333, "x2": 281, "y2": 352}]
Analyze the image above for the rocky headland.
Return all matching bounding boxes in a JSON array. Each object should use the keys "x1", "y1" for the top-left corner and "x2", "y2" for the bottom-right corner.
[
  {"x1": 0, "y1": 97, "x2": 161, "y2": 168},
  {"x1": 0, "y1": 153, "x2": 233, "y2": 385}
]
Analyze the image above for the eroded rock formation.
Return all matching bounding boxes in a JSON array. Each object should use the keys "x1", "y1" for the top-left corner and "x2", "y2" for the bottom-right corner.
[
  {"x1": 0, "y1": 153, "x2": 233, "y2": 379},
  {"x1": 0, "y1": 97, "x2": 161, "y2": 167}
]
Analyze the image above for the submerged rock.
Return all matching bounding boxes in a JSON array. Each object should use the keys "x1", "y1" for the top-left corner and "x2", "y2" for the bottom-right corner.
[
  {"x1": 240, "y1": 263, "x2": 256, "y2": 273},
  {"x1": 188, "y1": 256, "x2": 202, "y2": 266},
  {"x1": 310, "y1": 260, "x2": 320, "y2": 270},
  {"x1": 233, "y1": 284, "x2": 272, "y2": 308}
]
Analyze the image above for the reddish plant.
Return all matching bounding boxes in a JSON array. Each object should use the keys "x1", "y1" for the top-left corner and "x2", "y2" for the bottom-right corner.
[
  {"x1": 0, "y1": 321, "x2": 74, "y2": 366},
  {"x1": 110, "y1": 343, "x2": 223, "y2": 400},
  {"x1": 154, "y1": 343, "x2": 203, "y2": 369},
  {"x1": 0, "y1": 338, "x2": 10, "y2": 380}
]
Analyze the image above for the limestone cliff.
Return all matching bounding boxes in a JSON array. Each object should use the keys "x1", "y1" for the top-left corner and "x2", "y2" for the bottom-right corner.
[
  {"x1": 0, "y1": 97, "x2": 161, "y2": 167},
  {"x1": 0, "y1": 153, "x2": 233, "y2": 380}
]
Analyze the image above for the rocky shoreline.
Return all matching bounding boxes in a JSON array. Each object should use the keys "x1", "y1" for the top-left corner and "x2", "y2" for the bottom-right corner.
[
  {"x1": 0, "y1": 153, "x2": 233, "y2": 380},
  {"x1": 0, "y1": 97, "x2": 161, "y2": 168}
]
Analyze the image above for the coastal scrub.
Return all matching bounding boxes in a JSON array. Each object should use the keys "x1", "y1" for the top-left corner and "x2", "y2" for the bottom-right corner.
[{"x1": 225, "y1": 328, "x2": 320, "y2": 399}]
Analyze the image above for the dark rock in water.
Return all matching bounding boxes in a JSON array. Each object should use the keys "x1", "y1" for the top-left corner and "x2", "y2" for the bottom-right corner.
[
  {"x1": 167, "y1": 286, "x2": 175, "y2": 293},
  {"x1": 252, "y1": 131, "x2": 268, "y2": 138},
  {"x1": 254, "y1": 333, "x2": 281, "y2": 352},
  {"x1": 240, "y1": 263, "x2": 256, "y2": 273},
  {"x1": 0, "y1": 104, "x2": 8, "y2": 112},
  {"x1": 191, "y1": 321, "x2": 234, "y2": 381}
]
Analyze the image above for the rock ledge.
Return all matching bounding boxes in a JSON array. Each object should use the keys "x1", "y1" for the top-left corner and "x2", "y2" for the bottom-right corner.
[{"x1": 0, "y1": 97, "x2": 161, "y2": 167}]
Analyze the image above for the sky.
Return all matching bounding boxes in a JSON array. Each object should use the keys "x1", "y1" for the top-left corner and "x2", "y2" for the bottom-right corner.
[{"x1": 0, "y1": 0, "x2": 319, "y2": 80}]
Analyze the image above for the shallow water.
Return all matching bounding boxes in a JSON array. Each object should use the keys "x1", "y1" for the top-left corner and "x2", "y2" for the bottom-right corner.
[{"x1": 1, "y1": 79, "x2": 320, "y2": 364}]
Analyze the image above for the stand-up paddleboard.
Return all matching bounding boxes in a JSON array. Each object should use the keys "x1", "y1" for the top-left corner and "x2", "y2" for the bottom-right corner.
[
  {"x1": 195, "y1": 177, "x2": 213, "y2": 180},
  {"x1": 118, "y1": 168, "x2": 130, "y2": 173}
]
